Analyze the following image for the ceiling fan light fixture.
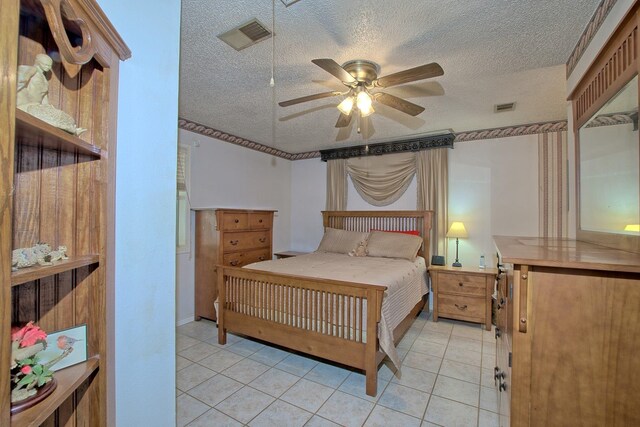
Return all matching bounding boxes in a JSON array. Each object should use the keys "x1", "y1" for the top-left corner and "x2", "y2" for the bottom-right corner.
[
  {"x1": 356, "y1": 91, "x2": 373, "y2": 116},
  {"x1": 337, "y1": 96, "x2": 355, "y2": 115}
]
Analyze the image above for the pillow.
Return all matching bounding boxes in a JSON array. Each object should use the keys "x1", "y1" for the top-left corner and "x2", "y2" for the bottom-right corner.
[
  {"x1": 316, "y1": 228, "x2": 370, "y2": 254},
  {"x1": 366, "y1": 230, "x2": 423, "y2": 261},
  {"x1": 371, "y1": 229, "x2": 420, "y2": 236}
]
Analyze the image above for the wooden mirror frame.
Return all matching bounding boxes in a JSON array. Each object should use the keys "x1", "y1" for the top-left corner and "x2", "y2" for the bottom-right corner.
[{"x1": 569, "y1": 3, "x2": 640, "y2": 253}]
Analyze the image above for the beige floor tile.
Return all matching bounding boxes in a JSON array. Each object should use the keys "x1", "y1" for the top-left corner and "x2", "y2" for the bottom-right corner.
[
  {"x1": 249, "y1": 346, "x2": 290, "y2": 366},
  {"x1": 317, "y1": 391, "x2": 375, "y2": 427},
  {"x1": 432, "y1": 376, "x2": 480, "y2": 407},
  {"x1": 222, "y1": 358, "x2": 271, "y2": 384},
  {"x1": 177, "y1": 393, "x2": 210, "y2": 427},
  {"x1": 187, "y1": 408, "x2": 243, "y2": 427},
  {"x1": 481, "y1": 352, "x2": 496, "y2": 370},
  {"x1": 479, "y1": 409, "x2": 499, "y2": 427},
  {"x1": 420, "y1": 422, "x2": 441, "y2": 427},
  {"x1": 177, "y1": 334, "x2": 201, "y2": 352},
  {"x1": 411, "y1": 338, "x2": 447, "y2": 358},
  {"x1": 178, "y1": 320, "x2": 218, "y2": 341},
  {"x1": 198, "y1": 349, "x2": 245, "y2": 372},
  {"x1": 179, "y1": 342, "x2": 222, "y2": 362},
  {"x1": 424, "y1": 395, "x2": 478, "y2": 427},
  {"x1": 448, "y1": 336, "x2": 483, "y2": 353},
  {"x1": 422, "y1": 320, "x2": 454, "y2": 334},
  {"x1": 281, "y1": 378, "x2": 334, "y2": 413},
  {"x1": 177, "y1": 363, "x2": 217, "y2": 392},
  {"x1": 480, "y1": 368, "x2": 496, "y2": 388},
  {"x1": 417, "y1": 330, "x2": 451, "y2": 346},
  {"x1": 403, "y1": 351, "x2": 443, "y2": 374},
  {"x1": 439, "y1": 359, "x2": 481, "y2": 384},
  {"x1": 304, "y1": 361, "x2": 350, "y2": 388},
  {"x1": 275, "y1": 353, "x2": 318, "y2": 377},
  {"x1": 226, "y1": 338, "x2": 266, "y2": 357},
  {"x1": 377, "y1": 361, "x2": 398, "y2": 382},
  {"x1": 377, "y1": 383, "x2": 430, "y2": 418},
  {"x1": 187, "y1": 374, "x2": 243, "y2": 407},
  {"x1": 177, "y1": 355, "x2": 194, "y2": 371},
  {"x1": 215, "y1": 386, "x2": 275, "y2": 424},
  {"x1": 363, "y1": 405, "x2": 421, "y2": 427},
  {"x1": 338, "y1": 372, "x2": 389, "y2": 403},
  {"x1": 482, "y1": 340, "x2": 496, "y2": 356},
  {"x1": 248, "y1": 399, "x2": 313, "y2": 427},
  {"x1": 304, "y1": 415, "x2": 341, "y2": 427},
  {"x1": 249, "y1": 368, "x2": 300, "y2": 398},
  {"x1": 479, "y1": 386, "x2": 499, "y2": 413},
  {"x1": 391, "y1": 365, "x2": 437, "y2": 393},
  {"x1": 452, "y1": 323, "x2": 484, "y2": 341},
  {"x1": 444, "y1": 347, "x2": 482, "y2": 367}
]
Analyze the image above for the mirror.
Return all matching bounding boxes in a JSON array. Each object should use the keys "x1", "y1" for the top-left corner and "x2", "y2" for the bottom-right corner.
[{"x1": 579, "y1": 75, "x2": 640, "y2": 235}]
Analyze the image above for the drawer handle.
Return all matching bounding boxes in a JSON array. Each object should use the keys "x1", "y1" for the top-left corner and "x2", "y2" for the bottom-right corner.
[
  {"x1": 234, "y1": 219, "x2": 239, "y2": 223},
  {"x1": 230, "y1": 240, "x2": 239, "y2": 245},
  {"x1": 495, "y1": 327, "x2": 501, "y2": 339},
  {"x1": 258, "y1": 256, "x2": 265, "y2": 261},
  {"x1": 454, "y1": 304, "x2": 467, "y2": 311},
  {"x1": 499, "y1": 381, "x2": 507, "y2": 392},
  {"x1": 458, "y1": 282, "x2": 464, "y2": 287},
  {"x1": 259, "y1": 219, "x2": 263, "y2": 223},
  {"x1": 230, "y1": 260, "x2": 239, "y2": 266},
  {"x1": 259, "y1": 237, "x2": 266, "y2": 243}
]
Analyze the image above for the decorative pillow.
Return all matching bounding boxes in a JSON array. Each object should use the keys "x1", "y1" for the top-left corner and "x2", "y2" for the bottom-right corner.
[
  {"x1": 366, "y1": 230, "x2": 423, "y2": 261},
  {"x1": 316, "y1": 228, "x2": 370, "y2": 254},
  {"x1": 371, "y1": 229, "x2": 420, "y2": 236},
  {"x1": 348, "y1": 241, "x2": 369, "y2": 257}
]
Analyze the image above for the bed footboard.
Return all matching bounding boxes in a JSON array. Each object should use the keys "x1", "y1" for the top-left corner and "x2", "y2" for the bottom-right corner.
[{"x1": 217, "y1": 266, "x2": 386, "y2": 396}]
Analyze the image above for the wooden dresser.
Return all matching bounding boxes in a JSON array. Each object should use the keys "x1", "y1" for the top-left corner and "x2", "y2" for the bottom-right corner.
[
  {"x1": 195, "y1": 209, "x2": 275, "y2": 321},
  {"x1": 494, "y1": 236, "x2": 640, "y2": 426},
  {"x1": 429, "y1": 265, "x2": 497, "y2": 331}
]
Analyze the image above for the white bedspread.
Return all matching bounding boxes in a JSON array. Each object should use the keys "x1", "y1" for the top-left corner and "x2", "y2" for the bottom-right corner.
[{"x1": 244, "y1": 252, "x2": 428, "y2": 369}]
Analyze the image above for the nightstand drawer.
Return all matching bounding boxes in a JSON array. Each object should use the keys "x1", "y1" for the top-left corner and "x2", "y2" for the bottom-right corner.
[
  {"x1": 438, "y1": 294, "x2": 485, "y2": 320},
  {"x1": 438, "y1": 272, "x2": 487, "y2": 296}
]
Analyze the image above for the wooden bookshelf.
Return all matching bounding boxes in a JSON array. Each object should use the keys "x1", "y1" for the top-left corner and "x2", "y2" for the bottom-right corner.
[{"x1": 11, "y1": 255, "x2": 99, "y2": 286}]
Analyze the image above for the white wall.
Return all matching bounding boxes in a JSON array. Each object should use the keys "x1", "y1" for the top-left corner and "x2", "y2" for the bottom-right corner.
[
  {"x1": 100, "y1": 0, "x2": 181, "y2": 425},
  {"x1": 176, "y1": 129, "x2": 292, "y2": 323},
  {"x1": 290, "y1": 135, "x2": 540, "y2": 269}
]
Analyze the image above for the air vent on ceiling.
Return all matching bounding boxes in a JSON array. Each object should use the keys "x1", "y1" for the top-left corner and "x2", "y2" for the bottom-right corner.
[
  {"x1": 494, "y1": 102, "x2": 516, "y2": 113},
  {"x1": 218, "y1": 19, "x2": 272, "y2": 51}
]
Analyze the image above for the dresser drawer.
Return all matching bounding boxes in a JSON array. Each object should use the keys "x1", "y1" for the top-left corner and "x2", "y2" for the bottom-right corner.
[
  {"x1": 438, "y1": 272, "x2": 487, "y2": 296},
  {"x1": 223, "y1": 248, "x2": 271, "y2": 267},
  {"x1": 249, "y1": 212, "x2": 272, "y2": 229},
  {"x1": 223, "y1": 231, "x2": 270, "y2": 252},
  {"x1": 438, "y1": 294, "x2": 485, "y2": 320},
  {"x1": 220, "y1": 212, "x2": 249, "y2": 230}
]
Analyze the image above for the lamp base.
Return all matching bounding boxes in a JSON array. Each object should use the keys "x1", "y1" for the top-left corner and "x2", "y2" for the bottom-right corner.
[{"x1": 452, "y1": 262, "x2": 462, "y2": 267}]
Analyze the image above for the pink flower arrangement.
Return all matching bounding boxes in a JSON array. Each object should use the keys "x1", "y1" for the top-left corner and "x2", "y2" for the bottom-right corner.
[{"x1": 10, "y1": 322, "x2": 53, "y2": 403}]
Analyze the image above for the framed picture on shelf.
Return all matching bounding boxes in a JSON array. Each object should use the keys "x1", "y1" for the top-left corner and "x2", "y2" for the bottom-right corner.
[{"x1": 38, "y1": 324, "x2": 88, "y2": 372}]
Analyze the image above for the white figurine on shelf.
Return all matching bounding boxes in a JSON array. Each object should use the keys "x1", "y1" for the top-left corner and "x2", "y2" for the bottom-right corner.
[
  {"x1": 11, "y1": 243, "x2": 68, "y2": 271},
  {"x1": 16, "y1": 54, "x2": 87, "y2": 136}
]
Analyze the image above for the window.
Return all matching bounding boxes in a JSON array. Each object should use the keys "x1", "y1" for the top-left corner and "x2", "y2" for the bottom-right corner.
[{"x1": 177, "y1": 144, "x2": 190, "y2": 253}]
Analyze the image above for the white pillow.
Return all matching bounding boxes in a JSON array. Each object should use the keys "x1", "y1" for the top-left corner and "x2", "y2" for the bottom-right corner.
[
  {"x1": 316, "y1": 228, "x2": 369, "y2": 254},
  {"x1": 366, "y1": 231, "x2": 422, "y2": 261}
]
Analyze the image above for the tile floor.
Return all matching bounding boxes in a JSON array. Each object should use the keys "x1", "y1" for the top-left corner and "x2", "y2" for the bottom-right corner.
[{"x1": 176, "y1": 311, "x2": 500, "y2": 427}]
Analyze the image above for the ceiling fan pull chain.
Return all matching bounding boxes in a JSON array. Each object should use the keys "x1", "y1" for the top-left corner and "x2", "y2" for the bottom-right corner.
[{"x1": 270, "y1": 0, "x2": 275, "y2": 87}]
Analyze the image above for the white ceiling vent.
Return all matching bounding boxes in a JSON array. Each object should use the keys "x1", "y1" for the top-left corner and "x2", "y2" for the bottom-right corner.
[
  {"x1": 218, "y1": 19, "x2": 272, "y2": 51},
  {"x1": 494, "y1": 102, "x2": 516, "y2": 113}
]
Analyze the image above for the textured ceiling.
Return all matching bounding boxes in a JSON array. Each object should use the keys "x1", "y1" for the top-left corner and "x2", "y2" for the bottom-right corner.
[{"x1": 179, "y1": 0, "x2": 601, "y2": 154}]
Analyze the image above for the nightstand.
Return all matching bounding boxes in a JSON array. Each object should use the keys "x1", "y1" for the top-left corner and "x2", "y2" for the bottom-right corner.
[
  {"x1": 274, "y1": 251, "x2": 309, "y2": 259},
  {"x1": 428, "y1": 265, "x2": 498, "y2": 330}
]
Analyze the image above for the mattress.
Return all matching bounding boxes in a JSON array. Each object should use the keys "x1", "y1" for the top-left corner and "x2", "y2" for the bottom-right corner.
[{"x1": 244, "y1": 252, "x2": 428, "y2": 369}]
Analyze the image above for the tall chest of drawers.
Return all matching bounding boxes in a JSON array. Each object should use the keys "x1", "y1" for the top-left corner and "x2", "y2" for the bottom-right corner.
[{"x1": 195, "y1": 209, "x2": 275, "y2": 321}]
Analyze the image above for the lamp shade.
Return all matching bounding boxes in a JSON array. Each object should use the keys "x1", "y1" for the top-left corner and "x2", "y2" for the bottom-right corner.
[{"x1": 447, "y1": 222, "x2": 468, "y2": 238}]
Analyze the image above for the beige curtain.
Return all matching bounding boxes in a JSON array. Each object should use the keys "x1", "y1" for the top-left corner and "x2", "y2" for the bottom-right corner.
[
  {"x1": 416, "y1": 148, "x2": 448, "y2": 258},
  {"x1": 347, "y1": 152, "x2": 416, "y2": 206},
  {"x1": 538, "y1": 131, "x2": 568, "y2": 237},
  {"x1": 326, "y1": 159, "x2": 347, "y2": 210}
]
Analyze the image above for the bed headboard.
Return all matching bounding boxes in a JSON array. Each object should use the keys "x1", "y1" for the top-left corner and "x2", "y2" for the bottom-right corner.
[{"x1": 322, "y1": 210, "x2": 434, "y2": 261}]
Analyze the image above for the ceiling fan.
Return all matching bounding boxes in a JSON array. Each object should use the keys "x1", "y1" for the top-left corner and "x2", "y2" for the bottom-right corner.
[{"x1": 278, "y1": 58, "x2": 444, "y2": 128}]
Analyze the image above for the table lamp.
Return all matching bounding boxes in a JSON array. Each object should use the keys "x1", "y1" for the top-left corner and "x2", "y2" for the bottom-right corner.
[{"x1": 447, "y1": 222, "x2": 468, "y2": 267}]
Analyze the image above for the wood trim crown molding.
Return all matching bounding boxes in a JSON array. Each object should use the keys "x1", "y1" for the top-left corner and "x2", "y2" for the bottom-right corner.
[{"x1": 566, "y1": 0, "x2": 619, "y2": 78}]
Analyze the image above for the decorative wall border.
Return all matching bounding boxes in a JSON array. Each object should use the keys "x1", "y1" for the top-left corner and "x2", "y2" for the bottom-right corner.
[
  {"x1": 585, "y1": 110, "x2": 637, "y2": 127},
  {"x1": 566, "y1": 0, "x2": 618, "y2": 78},
  {"x1": 319, "y1": 133, "x2": 455, "y2": 162},
  {"x1": 178, "y1": 117, "x2": 570, "y2": 160}
]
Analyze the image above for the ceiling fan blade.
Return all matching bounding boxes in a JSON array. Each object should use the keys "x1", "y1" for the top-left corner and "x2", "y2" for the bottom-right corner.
[
  {"x1": 278, "y1": 91, "x2": 342, "y2": 107},
  {"x1": 312, "y1": 59, "x2": 357, "y2": 83},
  {"x1": 335, "y1": 111, "x2": 353, "y2": 128},
  {"x1": 373, "y1": 62, "x2": 444, "y2": 88},
  {"x1": 375, "y1": 92, "x2": 425, "y2": 116}
]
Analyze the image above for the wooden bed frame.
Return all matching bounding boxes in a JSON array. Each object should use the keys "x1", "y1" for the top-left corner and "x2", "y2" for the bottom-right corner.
[{"x1": 216, "y1": 210, "x2": 433, "y2": 396}]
